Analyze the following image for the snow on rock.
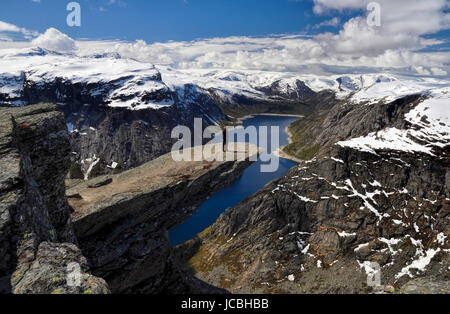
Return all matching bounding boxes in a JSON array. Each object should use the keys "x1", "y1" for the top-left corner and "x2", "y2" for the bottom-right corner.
[
  {"x1": 0, "y1": 73, "x2": 23, "y2": 98},
  {"x1": 337, "y1": 86, "x2": 450, "y2": 156},
  {"x1": 436, "y1": 233, "x2": 447, "y2": 246},
  {"x1": 404, "y1": 90, "x2": 450, "y2": 148},
  {"x1": 395, "y1": 248, "x2": 441, "y2": 279},
  {"x1": 337, "y1": 231, "x2": 356, "y2": 237},
  {"x1": 349, "y1": 77, "x2": 446, "y2": 105},
  {"x1": 0, "y1": 48, "x2": 172, "y2": 110},
  {"x1": 337, "y1": 127, "x2": 436, "y2": 155}
]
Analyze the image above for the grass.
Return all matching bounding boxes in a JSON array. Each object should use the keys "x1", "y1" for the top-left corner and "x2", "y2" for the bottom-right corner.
[
  {"x1": 69, "y1": 163, "x2": 83, "y2": 179},
  {"x1": 186, "y1": 225, "x2": 245, "y2": 277},
  {"x1": 90, "y1": 161, "x2": 103, "y2": 178},
  {"x1": 283, "y1": 117, "x2": 320, "y2": 160}
]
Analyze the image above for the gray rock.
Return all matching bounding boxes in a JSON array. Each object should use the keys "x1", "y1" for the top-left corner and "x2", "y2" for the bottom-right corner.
[
  {"x1": 68, "y1": 147, "x2": 255, "y2": 293},
  {"x1": 399, "y1": 277, "x2": 450, "y2": 294},
  {"x1": 0, "y1": 104, "x2": 108, "y2": 294}
]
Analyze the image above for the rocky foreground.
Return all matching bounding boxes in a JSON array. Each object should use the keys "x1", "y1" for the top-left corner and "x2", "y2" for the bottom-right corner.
[
  {"x1": 0, "y1": 103, "x2": 108, "y2": 294},
  {"x1": 0, "y1": 103, "x2": 255, "y2": 294}
]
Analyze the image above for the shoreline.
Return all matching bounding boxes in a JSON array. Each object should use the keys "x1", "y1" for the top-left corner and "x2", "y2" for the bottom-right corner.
[
  {"x1": 274, "y1": 146, "x2": 303, "y2": 163},
  {"x1": 277, "y1": 124, "x2": 303, "y2": 163},
  {"x1": 230, "y1": 113, "x2": 303, "y2": 125},
  {"x1": 228, "y1": 113, "x2": 303, "y2": 163}
]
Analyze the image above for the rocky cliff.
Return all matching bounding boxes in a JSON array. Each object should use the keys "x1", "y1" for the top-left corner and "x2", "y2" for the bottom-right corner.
[
  {"x1": 185, "y1": 92, "x2": 450, "y2": 293},
  {"x1": 67, "y1": 146, "x2": 256, "y2": 293},
  {"x1": 0, "y1": 103, "x2": 257, "y2": 294},
  {"x1": 0, "y1": 103, "x2": 109, "y2": 294}
]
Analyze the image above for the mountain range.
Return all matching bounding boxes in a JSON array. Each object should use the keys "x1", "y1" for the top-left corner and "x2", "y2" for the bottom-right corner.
[{"x1": 0, "y1": 44, "x2": 448, "y2": 294}]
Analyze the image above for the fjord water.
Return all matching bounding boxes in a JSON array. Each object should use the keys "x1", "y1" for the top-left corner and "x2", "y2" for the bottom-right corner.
[{"x1": 169, "y1": 115, "x2": 299, "y2": 246}]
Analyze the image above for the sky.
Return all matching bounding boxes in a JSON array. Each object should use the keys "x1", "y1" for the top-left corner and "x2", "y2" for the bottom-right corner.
[
  {"x1": 0, "y1": 0, "x2": 359, "y2": 42},
  {"x1": 0, "y1": 0, "x2": 449, "y2": 77}
]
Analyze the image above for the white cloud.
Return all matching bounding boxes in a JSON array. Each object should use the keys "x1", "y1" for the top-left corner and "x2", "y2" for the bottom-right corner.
[
  {"x1": 73, "y1": 0, "x2": 450, "y2": 76},
  {"x1": 312, "y1": 0, "x2": 450, "y2": 55},
  {"x1": 0, "y1": 21, "x2": 21, "y2": 33},
  {"x1": 313, "y1": 17, "x2": 341, "y2": 29},
  {"x1": 0, "y1": 20, "x2": 38, "y2": 41},
  {"x1": 0, "y1": 0, "x2": 449, "y2": 78},
  {"x1": 73, "y1": 33, "x2": 449, "y2": 77},
  {"x1": 31, "y1": 28, "x2": 77, "y2": 51}
]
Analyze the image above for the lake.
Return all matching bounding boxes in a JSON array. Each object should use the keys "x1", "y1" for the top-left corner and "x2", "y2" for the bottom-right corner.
[{"x1": 169, "y1": 115, "x2": 299, "y2": 246}]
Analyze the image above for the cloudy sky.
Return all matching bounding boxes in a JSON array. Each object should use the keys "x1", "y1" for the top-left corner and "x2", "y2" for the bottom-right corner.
[{"x1": 0, "y1": 0, "x2": 449, "y2": 77}]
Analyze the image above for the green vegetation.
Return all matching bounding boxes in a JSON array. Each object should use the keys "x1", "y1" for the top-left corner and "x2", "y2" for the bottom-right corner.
[
  {"x1": 69, "y1": 163, "x2": 83, "y2": 179},
  {"x1": 89, "y1": 161, "x2": 103, "y2": 178},
  {"x1": 283, "y1": 118, "x2": 320, "y2": 160}
]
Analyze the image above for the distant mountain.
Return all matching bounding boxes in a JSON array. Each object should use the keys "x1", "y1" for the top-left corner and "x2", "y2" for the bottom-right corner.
[{"x1": 0, "y1": 47, "x2": 448, "y2": 180}]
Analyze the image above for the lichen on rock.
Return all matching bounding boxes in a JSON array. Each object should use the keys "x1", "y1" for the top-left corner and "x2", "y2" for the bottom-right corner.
[{"x1": 0, "y1": 103, "x2": 109, "y2": 294}]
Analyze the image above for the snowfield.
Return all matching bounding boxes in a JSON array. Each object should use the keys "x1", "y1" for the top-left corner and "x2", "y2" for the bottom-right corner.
[{"x1": 1, "y1": 46, "x2": 449, "y2": 115}]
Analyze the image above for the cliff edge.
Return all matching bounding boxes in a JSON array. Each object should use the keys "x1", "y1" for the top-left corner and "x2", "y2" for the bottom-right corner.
[{"x1": 0, "y1": 103, "x2": 109, "y2": 294}]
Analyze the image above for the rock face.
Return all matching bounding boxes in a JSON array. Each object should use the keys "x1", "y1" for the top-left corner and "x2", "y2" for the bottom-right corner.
[
  {"x1": 67, "y1": 146, "x2": 256, "y2": 293},
  {"x1": 399, "y1": 277, "x2": 450, "y2": 294},
  {"x1": 57, "y1": 90, "x2": 228, "y2": 176},
  {"x1": 0, "y1": 104, "x2": 109, "y2": 294},
  {"x1": 186, "y1": 94, "x2": 449, "y2": 294}
]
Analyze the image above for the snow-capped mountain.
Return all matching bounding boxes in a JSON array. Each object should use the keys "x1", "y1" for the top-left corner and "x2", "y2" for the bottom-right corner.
[
  {"x1": 0, "y1": 47, "x2": 171, "y2": 109},
  {"x1": 2, "y1": 47, "x2": 447, "y2": 111},
  {"x1": 0, "y1": 46, "x2": 449, "y2": 179}
]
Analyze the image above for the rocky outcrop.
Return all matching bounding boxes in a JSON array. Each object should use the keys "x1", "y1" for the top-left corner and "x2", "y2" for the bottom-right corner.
[
  {"x1": 0, "y1": 103, "x2": 109, "y2": 294},
  {"x1": 399, "y1": 277, "x2": 450, "y2": 294},
  {"x1": 67, "y1": 146, "x2": 257, "y2": 293},
  {"x1": 38, "y1": 85, "x2": 228, "y2": 177},
  {"x1": 185, "y1": 95, "x2": 449, "y2": 294}
]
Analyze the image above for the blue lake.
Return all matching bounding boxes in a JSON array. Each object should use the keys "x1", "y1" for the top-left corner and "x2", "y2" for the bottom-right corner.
[{"x1": 169, "y1": 115, "x2": 299, "y2": 246}]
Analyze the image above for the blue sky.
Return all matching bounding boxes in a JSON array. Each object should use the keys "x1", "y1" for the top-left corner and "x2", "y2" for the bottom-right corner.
[
  {"x1": 0, "y1": 0, "x2": 448, "y2": 77},
  {"x1": 0, "y1": 0, "x2": 359, "y2": 42}
]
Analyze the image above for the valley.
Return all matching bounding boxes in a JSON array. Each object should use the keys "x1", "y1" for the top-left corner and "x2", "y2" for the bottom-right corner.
[{"x1": 0, "y1": 45, "x2": 448, "y2": 295}]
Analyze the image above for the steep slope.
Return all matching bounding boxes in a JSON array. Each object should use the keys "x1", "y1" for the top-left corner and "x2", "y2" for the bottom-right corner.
[
  {"x1": 185, "y1": 86, "x2": 450, "y2": 293},
  {"x1": 67, "y1": 145, "x2": 257, "y2": 293},
  {"x1": 0, "y1": 104, "x2": 108, "y2": 294}
]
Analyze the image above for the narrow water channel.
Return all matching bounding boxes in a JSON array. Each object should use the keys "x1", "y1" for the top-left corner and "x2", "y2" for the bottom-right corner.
[{"x1": 169, "y1": 115, "x2": 299, "y2": 246}]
